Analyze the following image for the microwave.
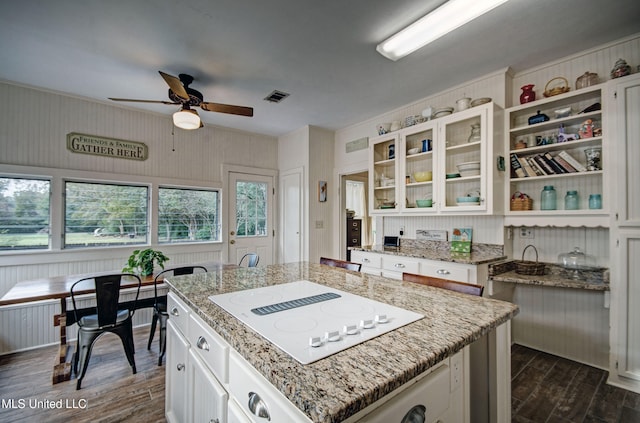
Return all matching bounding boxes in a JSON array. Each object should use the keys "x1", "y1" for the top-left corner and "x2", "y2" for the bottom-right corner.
[{"x1": 383, "y1": 236, "x2": 400, "y2": 248}]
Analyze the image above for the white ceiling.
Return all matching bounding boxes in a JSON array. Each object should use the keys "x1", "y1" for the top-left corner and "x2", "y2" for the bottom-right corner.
[{"x1": 1, "y1": 0, "x2": 639, "y2": 137}]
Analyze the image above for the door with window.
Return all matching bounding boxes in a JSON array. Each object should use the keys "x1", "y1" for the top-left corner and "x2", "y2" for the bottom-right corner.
[{"x1": 228, "y1": 171, "x2": 275, "y2": 266}]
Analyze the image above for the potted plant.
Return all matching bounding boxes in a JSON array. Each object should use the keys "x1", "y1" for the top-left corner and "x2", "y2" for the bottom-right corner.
[{"x1": 122, "y1": 248, "x2": 169, "y2": 277}]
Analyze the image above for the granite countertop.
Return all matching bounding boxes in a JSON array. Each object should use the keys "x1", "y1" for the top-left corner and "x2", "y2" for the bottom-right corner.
[
  {"x1": 489, "y1": 261, "x2": 610, "y2": 291},
  {"x1": 352, "y1": 242, "x2": 506, "y2": 265},
  {"x1": 166, "y1": 262, "x2": 519, "y2": 423}
]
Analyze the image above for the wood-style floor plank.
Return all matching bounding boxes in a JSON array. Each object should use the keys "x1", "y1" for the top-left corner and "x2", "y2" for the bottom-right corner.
[{"x1": 0, "y1": 326, "x2": 165, "y2": 423}]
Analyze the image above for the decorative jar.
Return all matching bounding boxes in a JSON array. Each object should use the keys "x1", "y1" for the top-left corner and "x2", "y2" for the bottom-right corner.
[
  {"x1": 589, "y1": 194, "x2": 602, "y2": 209},
  {"x1": 468, "y1": 124, "x2": 481, "y2": 143},
  {"x1": 564, "y1": 190, "x2": 579, "y2": 210},
  {"x1": 520, "y1": 84, "x2": 536, "y2": 104},
  {"x1": 584, "y1": 147, "x2": 601, "y2": 171},
  {"x1": 540, "y1": 185, "x2": 557, "y2": 210}
]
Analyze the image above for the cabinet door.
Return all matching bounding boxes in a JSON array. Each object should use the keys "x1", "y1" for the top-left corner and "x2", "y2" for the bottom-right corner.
[
  {"x1": 228, "y1": 398, "x2": 253, "y2": 423},
  {"x1": 616, "y1": 231, "x2": 640, "y2": 381},
  {"x1": 402, "y1": 121, "x2": 437, "y2": 213},
  {"x1": 437, "y1": 105, "x2": 489, "y2": 212},
  {"x1": 370, "y1": 133, "x2": 400, "y2": 214},
  {"x1": 188, "y1": 349, "x2": 229, "y2": 423},
  {"x1": 166, "y1": 320, "x2": 189, "y2": 423},
  {"x1": 614, "y1": 75, "x2": 640, "y2": 227}
]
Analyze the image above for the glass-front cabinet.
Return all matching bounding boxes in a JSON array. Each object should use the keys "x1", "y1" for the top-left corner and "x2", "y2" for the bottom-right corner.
[{"x1": 369, "y1": 102, "x2": 503, "y2": 216}]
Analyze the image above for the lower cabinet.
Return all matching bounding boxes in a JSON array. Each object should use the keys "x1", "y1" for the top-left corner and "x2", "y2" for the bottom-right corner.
[
  {"x1": 166, "y1": 319, "x2": 189, "y2": 423},
  {"x1": 350, "y1": 250, "x2": 482, "y2": 285}
]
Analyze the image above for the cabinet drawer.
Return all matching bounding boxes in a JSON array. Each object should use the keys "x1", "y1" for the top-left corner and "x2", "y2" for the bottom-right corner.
[
  {"x1": 167, "y1": 292, "x2": 189, "y2": 336},
  {"x1": 229, "y1": 351, "x2": 311, "y2": 423},
  {"x1": 420, "y1": 263, "x2": 470, "y2": 283},
  {"x1": 188, "y1": 312, "x2": 229, "y2": 383},
  {"x1": 382, "y1": 256, "x2": 420, "y2": 274},
  {"x1": 351, "y1": 252, "x2": 382, "y2": 268}
]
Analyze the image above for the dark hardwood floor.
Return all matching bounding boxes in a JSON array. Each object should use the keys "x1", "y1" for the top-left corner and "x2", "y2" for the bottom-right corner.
[
  {"x1": 1, "y1": 330, "x2": 639, "y2": 422},
  {"x1": 0, "y1": 326, "x2": 166, "y2": 423},
  {"x1": 512, "y1": 344, "x2": 640, "y2": 423}
]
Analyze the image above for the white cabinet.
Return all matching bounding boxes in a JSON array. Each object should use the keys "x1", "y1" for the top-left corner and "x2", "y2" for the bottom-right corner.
[
  {"x1": 188, "y1": 349, "x2": 228, "y2": 423},
  {"x1": 504, "y1": 85, "x2": 608, "y2": 227},
  {"x1": 609, "y1": 73, "x2": 640, "y2": 393},
  {"x1": 350, "y1": 250, "x2": 480, "y2": 284},
  {"x1": 166, "y1": 319, "x2": 189, "y2": 423},
  {"x1": 369, "y1": 103, "x2": 504, "y2": 216}
]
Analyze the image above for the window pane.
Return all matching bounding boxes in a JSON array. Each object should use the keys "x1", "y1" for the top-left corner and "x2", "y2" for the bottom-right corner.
[
  {"x1": 236, "y1": 181, "x2": 267, "y2": 237},
  {"x1": 158, "y1": 187, "x2": 220, "y2": 243},
  {"x1": 0, "y1": 177, "x2": 50, "y2": 250},
  {"x1": 64, "y1": 182, "x2": 148, "y2": 248}
]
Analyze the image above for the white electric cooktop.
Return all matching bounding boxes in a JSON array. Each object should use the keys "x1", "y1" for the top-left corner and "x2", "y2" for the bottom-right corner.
[{"x1": 209, "y1": 280, "x2": 424, "y2": 364}]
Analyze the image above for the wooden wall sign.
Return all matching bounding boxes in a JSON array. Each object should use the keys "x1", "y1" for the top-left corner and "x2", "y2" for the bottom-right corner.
[{"x1": 66, "y1": 132, "x2": 148, "y2": 161}]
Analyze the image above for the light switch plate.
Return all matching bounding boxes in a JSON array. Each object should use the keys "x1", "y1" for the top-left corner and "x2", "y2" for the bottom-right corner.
[{"x1": 416, "y1": 229, "x2": 448, "y2": 241}]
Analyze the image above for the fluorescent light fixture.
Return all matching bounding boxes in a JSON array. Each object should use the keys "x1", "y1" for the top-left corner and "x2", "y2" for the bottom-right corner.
[
  {"x1": 377, "y1": 0, "x2": 511, "y2": 61},
  {"x1": 173, "y1": 108, "x2": 201, "y2": 130}
]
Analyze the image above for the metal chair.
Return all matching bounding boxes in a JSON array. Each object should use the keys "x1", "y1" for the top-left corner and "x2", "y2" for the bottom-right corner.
[
  {"x1": 319, "y1": 256, "x2": 362, "y2": 272},
  {"x1": 70, "y1": 273, "x2": 141, "y2": 390},
  {"x1": 402, "y1": 272, "x2": 484, "y2": 296},
  {"x1": 148, "y1": 266, "x2": 207, "y2": 365},
  {"x1": 238, "y1": 253, "x2": 259, "y2": 267}
]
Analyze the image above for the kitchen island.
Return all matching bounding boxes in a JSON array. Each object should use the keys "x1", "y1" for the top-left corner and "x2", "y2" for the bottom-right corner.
[{"x1": 164, "y1": 262, "x2": 519, "y2": 423}]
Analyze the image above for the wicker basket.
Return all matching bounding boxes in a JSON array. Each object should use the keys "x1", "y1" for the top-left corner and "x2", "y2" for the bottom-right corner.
[
  {"x1": 543, "y1": 77, "x2": 570, "y2": 97},
  {"x1": 514, "y1": 245, "x2": 545, "y2": 275},
  {"x1": 510, "y1": 192, "x2": 533, "y2": 211}
]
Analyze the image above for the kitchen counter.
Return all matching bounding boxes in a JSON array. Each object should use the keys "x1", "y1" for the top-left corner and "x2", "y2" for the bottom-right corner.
[
  {"x1": 165, "y1": 262, "x2": 519, "y2": 423},
  {"x1": 489, "y1": 260, "x2": 610, "y2": 291},
  {"x1": 351, "y1": 241, "x2": 506, "y2": 265}
]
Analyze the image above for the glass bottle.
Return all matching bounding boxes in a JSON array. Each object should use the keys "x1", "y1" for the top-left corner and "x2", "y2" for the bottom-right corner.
[
  {"x1": 468, "y1": 124, "x2": 481, "y2": 143},
  {"x1": 541, "y1": 185, "x2": 557, "y2": 210},
  {"x1": 589, "y1": 194, "x2": 602, "y2": 209},
  {"x1": 564, "y1": 190, "x2": 579, "y2": 210}
]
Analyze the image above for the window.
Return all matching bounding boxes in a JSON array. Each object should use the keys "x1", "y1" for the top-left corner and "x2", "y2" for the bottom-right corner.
[
  {"x1": 64, "y1": 181, "x2": 148, "y2": 248},
  {"x1": 0, "y1": 177, "x2": 51, "y2": 250},
  {"x1": 158, "y1": 187, "x2": 220, "y2": 243},
  {"x1": 235, "y1": 181, "x2": 267, "y2": 237}
]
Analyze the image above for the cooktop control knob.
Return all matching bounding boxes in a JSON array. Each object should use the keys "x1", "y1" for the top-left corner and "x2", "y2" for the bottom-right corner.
[
  {"x1": 309, "y1": 336, "x2": 324, "y2": 348},
  {"x1": 360, "y1": 319, "x2": 375, "y2": 329},
  {"x1": 344, "y1": 324, "x2": 359, "y2": 335},
  {"x1": 375, "y1": 314, "x2": 388, "y2": 324},
  {"x1": 325, "y1": 331, "x2": 341, "y2": 342}
]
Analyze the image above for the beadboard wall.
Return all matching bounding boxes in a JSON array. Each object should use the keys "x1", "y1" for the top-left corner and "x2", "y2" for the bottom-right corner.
[{"x1": 0, "y1": 82, "x2": 277, "y2": 354}]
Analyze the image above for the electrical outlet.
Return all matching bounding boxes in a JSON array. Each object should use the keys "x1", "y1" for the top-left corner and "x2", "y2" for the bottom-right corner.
[
  {"x1": 399, "y1": 226, "x2": 405, "y2": 236},
  {"x1": 520, "y1": 228, "x2": 534, "y2": 239}
]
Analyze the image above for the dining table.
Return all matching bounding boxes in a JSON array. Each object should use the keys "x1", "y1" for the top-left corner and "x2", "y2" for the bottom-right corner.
[{"x1": 0, "y1": 261, "x2": 238, "y2": 384}]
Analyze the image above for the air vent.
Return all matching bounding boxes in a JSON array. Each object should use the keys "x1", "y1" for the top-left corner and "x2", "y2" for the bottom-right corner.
[{"x1": 263, "y1": 90, "x2": 290, "y2": 103}]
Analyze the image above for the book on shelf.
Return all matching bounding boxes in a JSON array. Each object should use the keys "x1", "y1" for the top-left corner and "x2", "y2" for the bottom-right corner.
[
  {"x1": 552, "y1": 154, "x2": 578, "y2": 172},
  {"x1": 543, "y1": 152, "x2": 568, "y2": 174},
  {"x1": 533, "y1": 154, "x2": 556, "y2": 175},
  {"x1": 526, "y1": 156, "x2": 546, "y2": 176},
  {"x1": 557, "y1": 150, "x2": 588, "y2": 172},
  {"x1": 510, "y1": 153, "x2": 526, "y2": 178},
  {"x1": 518, "y1": 156, "x2": 537, "y2": 177}
]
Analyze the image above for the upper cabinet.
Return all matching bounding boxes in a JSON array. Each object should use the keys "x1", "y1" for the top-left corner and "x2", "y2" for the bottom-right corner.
[
  {"x1": 504, "y1": 85, "x2": 609, "y2": 227},
  {"x1": 369, "y1": 103, "x2": 504, "y2": 216}
]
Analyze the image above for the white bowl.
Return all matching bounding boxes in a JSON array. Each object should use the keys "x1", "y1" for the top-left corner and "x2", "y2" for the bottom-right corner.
[
  {"x1": 407, "y1": 147, "x2": 421, "y2": 155},
  {"x1": 457, "y1": 161, "x2": 481, "y2": 176}
]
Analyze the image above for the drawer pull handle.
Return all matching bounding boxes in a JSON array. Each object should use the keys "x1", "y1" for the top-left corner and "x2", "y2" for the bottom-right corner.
[
  {"x1": 436, "y1": 269, "x2": 450, "y2": 275},
  {"x1": 363, "y1": 258, "x2": 370, "y2": 263},
  {"x1": 394, "y1": 263, "x2": 405, "y2": 268},
  {"x1": 176, "y1": 363, "x2": 185, "y2": 371},
  {"x1": 248, "y1": 392, "x2": 271, "y2": 420},
  {"x1": 170, "y1": 307, "x2": 180, "y2": 316},
  {"x1": 196, "y1": 336, "x2": 210, "y2": 351},
  {"x1": 209, "y1": 420, "x2": 219, "y2": 423}
]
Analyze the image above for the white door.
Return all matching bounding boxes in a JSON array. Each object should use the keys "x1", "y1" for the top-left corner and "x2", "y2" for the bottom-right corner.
[
  {"x1": 228, "y1": 171, "x2": 275, "y2": 266},
  {"x1": 281, "y1": 168, "x2": 303, "y2": 263}
]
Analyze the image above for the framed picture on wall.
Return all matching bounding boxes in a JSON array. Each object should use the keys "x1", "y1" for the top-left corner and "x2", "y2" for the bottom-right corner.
[{"x1": 318, "y1": 181, "x2": 327, "y2": 202}]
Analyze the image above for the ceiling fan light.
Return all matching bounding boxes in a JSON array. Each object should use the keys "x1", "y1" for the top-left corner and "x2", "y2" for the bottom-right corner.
[{"x1": 173, "y1": 108, "x2": 201, "y2": 130}]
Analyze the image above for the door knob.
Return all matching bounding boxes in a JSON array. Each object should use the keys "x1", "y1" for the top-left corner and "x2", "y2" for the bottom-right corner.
[
  {"x1": 230, "y1": 240, "x2": 235, "y2": 244},
  {"x1": 230, "y1": 230, "x2": 236, "y2": 235}
]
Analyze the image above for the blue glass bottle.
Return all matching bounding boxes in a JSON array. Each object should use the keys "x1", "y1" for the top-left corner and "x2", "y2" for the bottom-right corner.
[
  {"x1": 541, "y1": 185, "x2": 557, "y2": 210},
  {"x1": 589, "y1": 194, "x2": 602, "y2": 209},
  {"x1": 564, "y1": 190, "x2": 579, "y2": 210}
]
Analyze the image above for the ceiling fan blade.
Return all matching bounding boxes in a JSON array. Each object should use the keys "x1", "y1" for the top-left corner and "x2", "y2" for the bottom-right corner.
[
  {"x1": 159, "y1": 71, "x2": 190, "y2": 100},
  {"x1": 200, "y1": 102, "x2": 254, "y2": 117},
  {"x1": 109, "y1": 98, "x2": 180, "y2": 105}
]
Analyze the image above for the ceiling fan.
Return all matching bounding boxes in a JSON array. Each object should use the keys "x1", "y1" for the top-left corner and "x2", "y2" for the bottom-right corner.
[{"x1": 109, "y1": 71, "x2": 253, "y2": 130}]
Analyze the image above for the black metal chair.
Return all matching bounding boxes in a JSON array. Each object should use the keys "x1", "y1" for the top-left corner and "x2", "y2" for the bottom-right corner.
[
  {"x1": 148, "y1": 265, "x2": 207, "y2": 365},
  {"x1": 239, "y1": 253, "x2": 259, "y2": 267},
  {"x1": 70, "y1": 273, "x2": 141, "y2": 390}
]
